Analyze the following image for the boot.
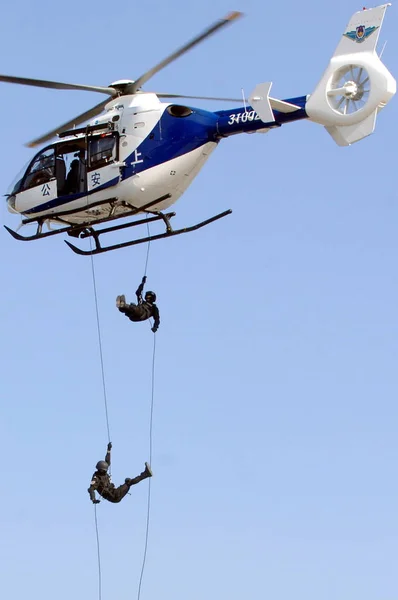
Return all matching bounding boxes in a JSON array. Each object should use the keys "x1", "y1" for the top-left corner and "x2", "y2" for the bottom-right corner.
[
  {"x1": 125, "y1": 463, "x2": 153, "y2": 487},
  {"x1": 116, "y1": 295, "x2": 126, "y2": 309},
  {"x1": 143, "y1": 462, "x2": 153, "y2": 478}
]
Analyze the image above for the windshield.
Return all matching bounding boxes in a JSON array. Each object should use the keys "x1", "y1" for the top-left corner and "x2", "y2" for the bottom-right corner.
[
  {"x1": 21, "y1": 148, "x2": 55, "y2": 191},
  {"x1": 7, "y1": 158, "x2": 31, "y2": 196}
]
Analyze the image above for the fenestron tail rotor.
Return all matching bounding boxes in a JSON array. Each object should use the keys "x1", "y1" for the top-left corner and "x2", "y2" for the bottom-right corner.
[
  {"x1": 327, "y1": 65, "x2": 371, "y2": 115},
  {"x1": 0, "y1": 11, "x2": 243, "y2": 148}
]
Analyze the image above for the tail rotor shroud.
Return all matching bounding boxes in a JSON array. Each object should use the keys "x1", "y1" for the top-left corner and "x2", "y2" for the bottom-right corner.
[{"x1": 327, "y1": 64, "x2": 371, "y2": 116}]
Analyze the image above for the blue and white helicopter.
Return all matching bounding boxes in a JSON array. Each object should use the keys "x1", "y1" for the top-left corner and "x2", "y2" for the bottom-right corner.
[{"x1": 2, "y1": 4, "x2": 395, "y2": 255}]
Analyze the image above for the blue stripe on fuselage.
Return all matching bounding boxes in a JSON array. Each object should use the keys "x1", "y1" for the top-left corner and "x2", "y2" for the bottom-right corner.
[
  {"x1": 215, "y1": 95, "x2": 308, "y2": 137},
  {"x1": 121, "y1": 107, "x2": 220, "y2": 179}
]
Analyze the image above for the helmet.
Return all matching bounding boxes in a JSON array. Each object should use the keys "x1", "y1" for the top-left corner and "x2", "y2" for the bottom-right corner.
[
  {"x1": 145, "y1": 291, "x2": 156, "y2": 303},
  {"x1": 96, "y1": 460, "x2": 109, "y2": 472}
]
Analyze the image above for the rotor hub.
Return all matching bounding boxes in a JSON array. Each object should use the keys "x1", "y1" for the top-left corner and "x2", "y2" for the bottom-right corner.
[
  {"x1": 343, "y1": 80, "x2": 363, "y2": 100},
  {"x1": 108, "y1": 79, "x2": 136, "y2": 95},
  {"x1": 326, "y1": 64, "x2": 371, "y2": 116}
]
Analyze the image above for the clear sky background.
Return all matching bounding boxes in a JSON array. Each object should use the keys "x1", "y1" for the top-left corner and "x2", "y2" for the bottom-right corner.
[{"x1": 0, "y1": 1, "x2": 397, "y2": 599}]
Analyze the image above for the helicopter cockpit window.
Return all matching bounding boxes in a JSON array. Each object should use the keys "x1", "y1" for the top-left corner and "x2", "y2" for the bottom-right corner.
[
  {"x1": 21, "y1": 148, "x2": 55, "y2": 192},
  {"x1": 88, "y1": 134, "x2": 118, "y2": 170},
  {"x1": 7, "y1": 158, "x2": 31, "y2": 197}
]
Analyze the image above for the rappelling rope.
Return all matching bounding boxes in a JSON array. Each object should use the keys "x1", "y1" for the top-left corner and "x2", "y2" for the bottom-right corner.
[
  {"x1": 82, "y1": 152, "x2": 111, "y2": 445},
  {"x1": 137, "y1": 330, "x2": 156, "y2": 600},
  {"x1": 88, "y1": 234, "x2": 112, "y2": 600},
  {"x1": 136, "y1": 216, "x2": 156, "y2": 600},
  {"x1": 89, "y1": 242, "x2": 112, "y2": 445},
  {"x1": 94, "y1": 504, "x2": 103, "y2": 600},
  {"x1": 88, "y1": 215, "x2": 155, "y2": 600},
  {"x1": 143, "y1": 217, "x2": 151, "y2": 277}
]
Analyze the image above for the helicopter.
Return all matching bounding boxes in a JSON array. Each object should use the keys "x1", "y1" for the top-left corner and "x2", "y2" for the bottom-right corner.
[{"x1": 2, "y1": 4, "x2": 396, "y2": 256}]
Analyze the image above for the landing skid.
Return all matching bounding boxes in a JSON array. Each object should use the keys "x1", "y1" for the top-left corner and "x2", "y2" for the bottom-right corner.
[
  {"x1": 4, "y1": 194, "x2": 232, "y2": 256},
  {"x1": 66, "y1": 209, "x2": 232, "y2": 256}
]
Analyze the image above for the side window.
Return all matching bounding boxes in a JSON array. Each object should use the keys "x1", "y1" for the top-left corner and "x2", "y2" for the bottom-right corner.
[
  {"x1": 88, "y1": 134, "x2": 117, "y2": 170},
  {"x1": 21, "y1": 148, "x2": 55, "y2": 191}
]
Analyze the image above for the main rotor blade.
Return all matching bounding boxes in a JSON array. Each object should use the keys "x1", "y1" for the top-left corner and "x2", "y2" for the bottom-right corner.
[
  {"x1": 156, "y1": 93, "x2": 244, "y2": 102},
  {"x1": 155, "y1": 92, "x2": 301, "y2": 113},
  {"x1": 0, "y1": 74, "x2": 116, "y2": 96},
  {"x1": 26, "y1": 99, "x2": 110, "y2": 148},
  {"x1": 129, "y1": 11, "x2": 243, "y2": 93}
]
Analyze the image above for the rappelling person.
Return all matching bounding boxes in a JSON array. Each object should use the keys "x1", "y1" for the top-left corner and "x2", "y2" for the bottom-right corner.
[
  {"x1": 116, "y1": 275, "x2": 160, "y2": 333},
  {"x1": 88, "y1": 442, "x2": 152, "y2": 504}
]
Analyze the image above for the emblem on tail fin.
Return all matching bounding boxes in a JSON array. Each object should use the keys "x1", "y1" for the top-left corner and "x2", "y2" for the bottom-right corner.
[{"x1": 344, "y1": 25, "x2": 378, "y2": 43}]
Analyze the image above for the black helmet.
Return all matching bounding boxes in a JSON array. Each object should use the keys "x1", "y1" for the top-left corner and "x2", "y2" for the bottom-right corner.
[
  {"x1": 96, "y1": 460, "x2": 109, "y2": 472},
  {"x1": 145, "y1": 291, "x2": 156, "y2": 303}
]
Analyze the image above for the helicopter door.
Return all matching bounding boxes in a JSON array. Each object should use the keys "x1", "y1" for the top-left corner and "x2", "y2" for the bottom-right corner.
[
  {"x1": 14, "y1": 147, "x2": 57, "y2": 213},
  {"x1": 55, "y1": 143, "x2": 87, "y2": 197},
  {"x1": 87, "y1": 133, "x2": 120, "y2": 193}
]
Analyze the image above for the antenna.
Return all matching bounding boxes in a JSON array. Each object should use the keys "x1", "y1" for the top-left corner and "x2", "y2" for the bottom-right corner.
[
  {"x1": 241, "y1": 88, "x2": 248, "y2": 113},
  {"x1": 379, "y1": 40, "x2": 388, "y2": 59}
]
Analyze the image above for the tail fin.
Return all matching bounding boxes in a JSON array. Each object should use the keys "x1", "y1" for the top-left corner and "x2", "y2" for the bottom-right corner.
[
  {"x1": 336, "y1": 4, "x2": 387, "y2": 55},
  {"x1": 306, "y1": 4, "x2": 396, "y2": 146}
]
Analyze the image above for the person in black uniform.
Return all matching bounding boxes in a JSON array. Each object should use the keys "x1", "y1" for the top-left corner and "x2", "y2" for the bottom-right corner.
[
  {"x1": 116, "y1": 276, "x2": 160, "y2": 333},
  {"x1": 88, "y1": 442, "x2": 152, "y2": 505},
  {"x1": 65, "y1": 159, "x2": 80, "y2": 194}
]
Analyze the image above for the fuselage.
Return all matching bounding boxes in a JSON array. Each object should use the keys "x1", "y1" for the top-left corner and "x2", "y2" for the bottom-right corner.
[{"x1": 6, "y1": 93, "x2": 308, "y2": 225}]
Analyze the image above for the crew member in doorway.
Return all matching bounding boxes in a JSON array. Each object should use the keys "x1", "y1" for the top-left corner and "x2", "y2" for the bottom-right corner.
[
  {"x1": 65, "y1": 159, "x2": 80, "y2": 194},
  {"x1": 88, "y1": 442, "x2": 152, "y2": 504},
  {"x1": 116, "y1": 276, "x2": 160, "y2": 333}
]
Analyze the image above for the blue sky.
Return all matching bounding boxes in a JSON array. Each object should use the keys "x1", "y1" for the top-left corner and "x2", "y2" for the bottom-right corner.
[{"x1": 0, "y1": 1, "x2": 397, "y2": 599}]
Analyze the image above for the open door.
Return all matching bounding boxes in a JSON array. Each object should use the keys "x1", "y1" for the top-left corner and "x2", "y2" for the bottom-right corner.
[
  {"x1": 55, "y1": 141, "x2": 87, "y2": 197},
  {"x1": 87, "y1": 132, "x2": 120, "y2": 193}
]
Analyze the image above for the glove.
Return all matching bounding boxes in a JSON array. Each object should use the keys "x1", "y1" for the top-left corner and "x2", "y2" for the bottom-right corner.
[
  {"x1": 142, "y1": 276, "x2": 147, "y2": 284},
  {"x1": 151, "y1": 326, "x2": 158, "y2": 333},
  {"x1": 92, "y1": 499, "x2": 100, "y2": 504},
  {"x1": 107, "y1": 442, "x2": 112, "y2": 451}
]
